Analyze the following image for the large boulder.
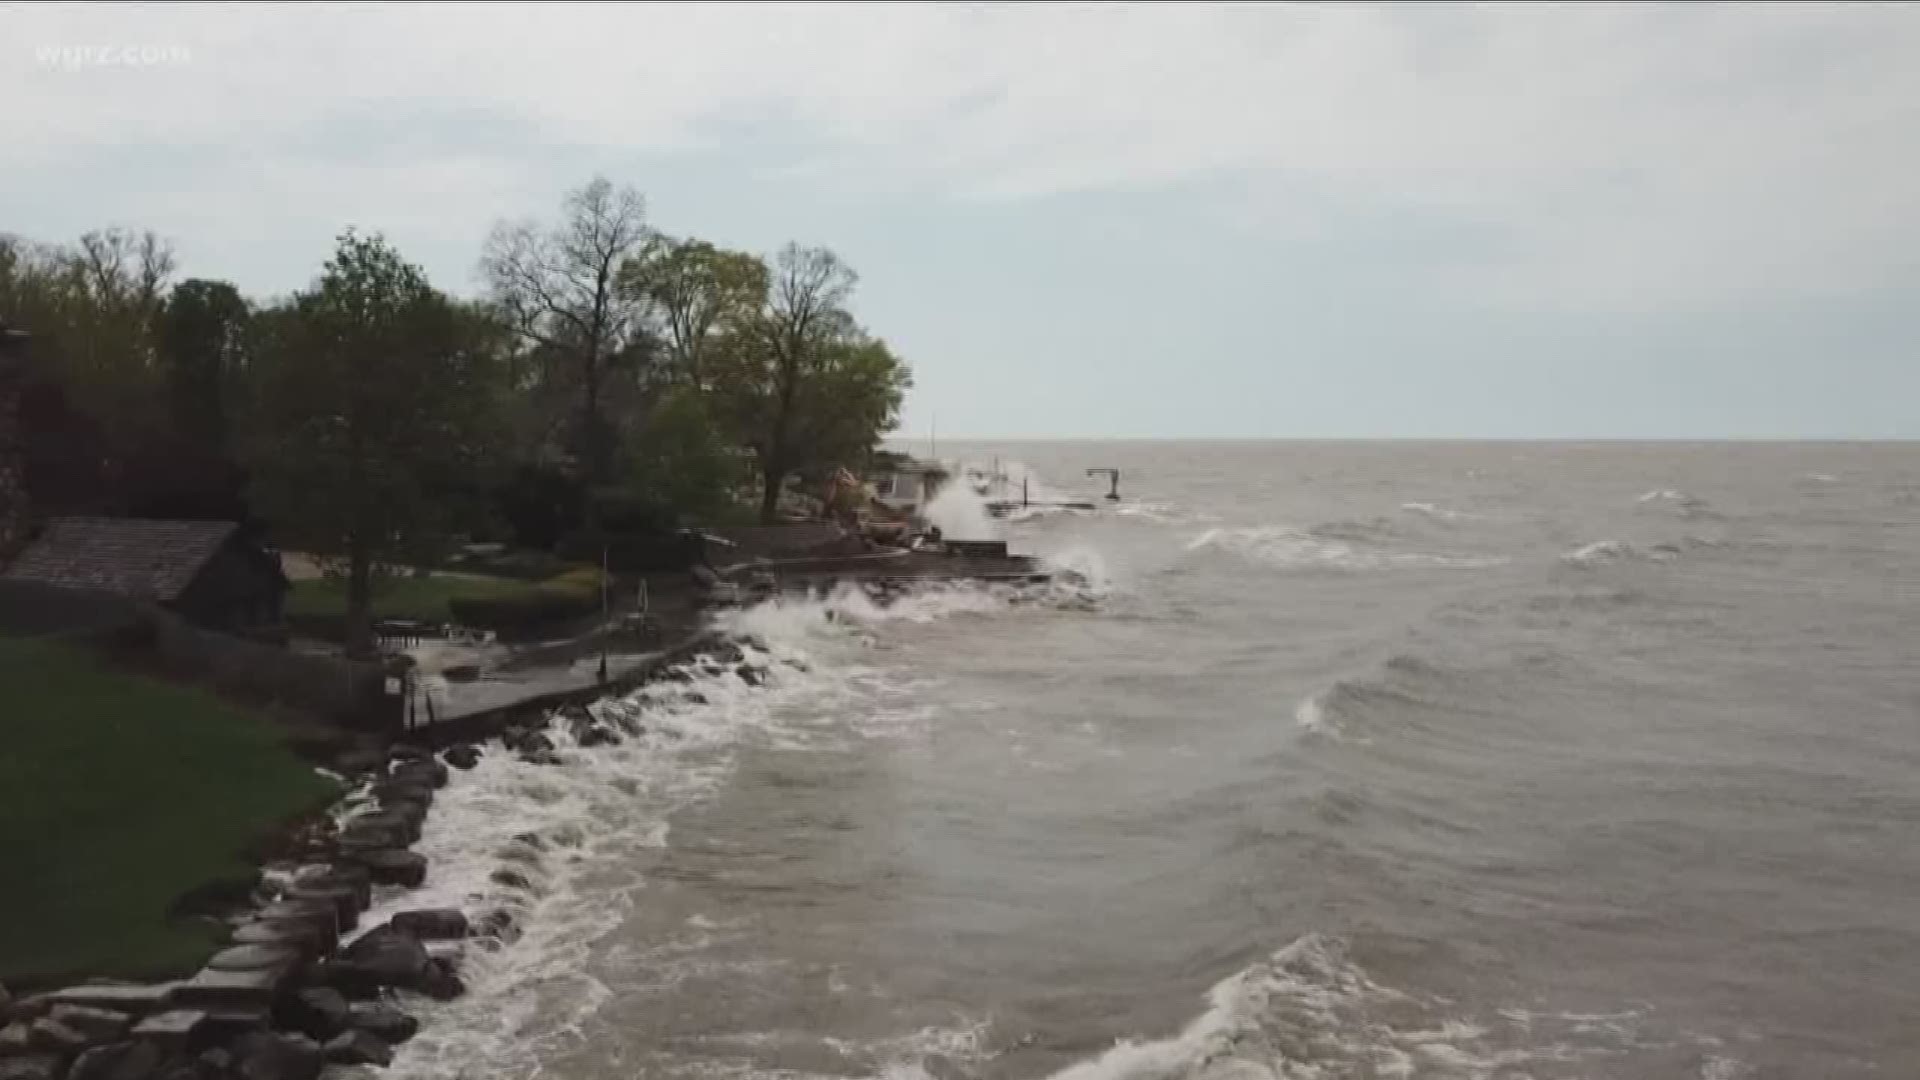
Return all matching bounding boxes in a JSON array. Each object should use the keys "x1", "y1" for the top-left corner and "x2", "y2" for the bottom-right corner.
[
  {"x1": 271, "y1": 988, "x2": 350, "y2": 1042},
  {"x1": 349, "y1": 850, "x2": 427, "y2": 889},
  {"x1": 415, "y1": 959, "x2": 464, "y2": 1002},
  {"x1": 229, "y1": 920, "x2": 326, "y2": 958},
  {"x1": 205, "y1": 945, "x2": 299, "y2": 975},
  {"x1": 253, "y1": 901, "x2": 340, "y2": 953},
  {"x1": 369, "y1": 778, "x2": 434, "y2": 809},
  {"x1": 231, "y1": 1031, "x2": 323, "y2": 1080},
  {"x1": 389, "y1": 909, "x2": 468, "y2": 940},
  {"x1": 0, "y1": 1056, "x2": 60, "y2": 1080},
  {"x1": 336, "y1": 815, "x2": 414, "y2": 853},
  {"x1": 505, "y1": 730, "x2": 554, "y2": 755},
  {"x1": 27, "y1": 1017, "x2": 88, "y2": 1054},
  {"x1": 577, "y1": 725, "x2": 620, "y2": 748},
  {"x1": 388, "y1": 744, "x2": 431, "y2": 762},
  {"x1": 318, "y1": 928, "x2": 430, "y2": 998},
  {"x1": 346, "y1": 1003, "x2": 417, "y2": 1046},
  {"x1": 321, "y1": 1030, "x2": 391, "y2": 1068},
  {"x1": 490, "y1": 868, "x2": 535, "y2": 893},
  {"x1": 48, "y1": 1004, "x2": 130, "y2": 1042},
  {"x1": 390, "y1": 758, "x2": 448, "y2": 790},
  {"x1": 0, "y1": 1022, "x2": 32, "y2": 1055},
  {"x1": 294, "y1": 865, "x2": 371, "y2": 911},
  {"x1": 518, "y1": 749, "x2": 564, "y2": 767},
  {"x1": 66, "y1": 1040, "x2": 161, "y2": 1080},
  {"x1": 442, "y1": 744, "x2": 482, "y2": 770},
  {"x1": 129, "y1": 1010, "x2": 207, "y2": 1053},
  {"x1": 470, "y1": 908, "x2": 518, "y2": 943},
  {"x1": 283, "y1": 884, "x2": 359, "y2": 932}
]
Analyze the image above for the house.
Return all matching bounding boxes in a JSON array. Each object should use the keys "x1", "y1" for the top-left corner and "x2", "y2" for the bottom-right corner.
[
  {"x1": 866, "y1": 456, "x2": 950, "y2": 518},
  {"x1": 2, "y1": 516, "x2": 289, "y2": 633}
]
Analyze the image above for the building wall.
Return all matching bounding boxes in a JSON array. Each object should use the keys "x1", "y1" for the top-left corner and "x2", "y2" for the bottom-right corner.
[{"x1": 175, "y1": 540, "x2": 287, "y2": 631}]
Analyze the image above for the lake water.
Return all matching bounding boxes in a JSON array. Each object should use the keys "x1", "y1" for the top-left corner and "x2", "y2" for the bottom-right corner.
[{"x1": 363, "y1": 442, "x2": 1920, "y2": 1080}]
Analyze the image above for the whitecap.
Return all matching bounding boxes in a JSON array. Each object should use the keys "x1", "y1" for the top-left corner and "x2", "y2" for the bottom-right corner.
[
  {"x1": 1560, "y1": 539, "x2": 1638, "y2": 567},
  {"x1": 1400, "y1": 502, "x2": 1476, "y2": 522},
  {"x1": 1637, "y1": 488, "x2": 1710, "y2": 512},
  {"x1": 1185, "y1": 526, "x2": 1503, "y2": 573}
]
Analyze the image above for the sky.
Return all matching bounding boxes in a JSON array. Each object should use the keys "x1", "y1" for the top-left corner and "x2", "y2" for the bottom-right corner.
[{"x1": 5, "y1": 1, "x2": 1918, "y2": 439}]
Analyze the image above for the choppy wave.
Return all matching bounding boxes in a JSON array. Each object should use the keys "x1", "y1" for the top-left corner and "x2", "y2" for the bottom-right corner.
[
  {"x1": 1043, "y1": 934, "x2": 1693, "y2": 1080},
  {"x1": 1290, "y1": 654, "x2": 1452, "y2": 742},
  {"x1": 1186, "y1": 526, "x2": 1504, "y2": 573},
  {"x1": 1558, "y1": 536, "x2": 1713, "y2": 568}
]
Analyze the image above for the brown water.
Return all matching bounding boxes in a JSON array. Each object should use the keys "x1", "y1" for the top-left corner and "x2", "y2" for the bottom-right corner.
[{"x1": 367, "y1": 442, "x2": 1920, "y2": 1080}]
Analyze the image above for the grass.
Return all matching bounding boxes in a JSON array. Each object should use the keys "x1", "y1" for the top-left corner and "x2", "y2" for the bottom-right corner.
[
  {"x1": 286, "y1": 572, "x2": 530, "y2": 623},
  {"x1": 0, "y1": 638, "x2": 337, "y2": 987}
]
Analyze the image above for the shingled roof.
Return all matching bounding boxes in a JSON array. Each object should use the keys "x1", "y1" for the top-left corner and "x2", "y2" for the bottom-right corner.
[{"x1": 1, "y1": 516, "x2": 244, "y2": 602}]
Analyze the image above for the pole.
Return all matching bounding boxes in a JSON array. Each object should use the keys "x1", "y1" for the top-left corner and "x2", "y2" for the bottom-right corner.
[{"x1": 596, "y1": 543, "x2": 609, "y2": 684}]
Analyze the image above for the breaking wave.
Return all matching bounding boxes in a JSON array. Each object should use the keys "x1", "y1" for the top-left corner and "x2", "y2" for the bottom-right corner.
[
  {"x1": 1042, "y1": 934, "x2": 1702, "y2": 1080},
  {"x1": 1185, "y1": 526, "x2": 1504, "y2": 573}
]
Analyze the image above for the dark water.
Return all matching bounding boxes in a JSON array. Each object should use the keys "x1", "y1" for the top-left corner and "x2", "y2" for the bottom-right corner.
[{"x1": 370, "y1": 442, "x2": 1920, "y2": 1080}]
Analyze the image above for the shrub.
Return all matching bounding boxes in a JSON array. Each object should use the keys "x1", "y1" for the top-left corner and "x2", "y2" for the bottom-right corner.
[{"x1": 445, "y1": 568, "x2": 606, "y2": 632}]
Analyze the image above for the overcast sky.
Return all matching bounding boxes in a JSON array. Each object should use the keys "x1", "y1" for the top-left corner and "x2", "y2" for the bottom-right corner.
[{"x1": 6, "y1": 2, "x2": 1918, "y2": 438}]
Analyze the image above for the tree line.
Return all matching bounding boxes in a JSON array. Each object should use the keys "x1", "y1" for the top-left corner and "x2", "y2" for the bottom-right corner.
[{"x1": 0, "y1": 177, "x2": 911, "y2": 651}]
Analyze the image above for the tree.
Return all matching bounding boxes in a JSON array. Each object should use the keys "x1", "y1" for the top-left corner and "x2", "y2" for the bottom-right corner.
[
  {"x1": 250, "y1": 232, "x2": 503, "y2": 656},
  {"x1": 624, "y1": 238, "x2": 767, "y2": 390},
  {"x1": 623, "y1": 385, "x2": 755, "y2": 526},
  {"x1": 158, "y1": 279, "x2": 251, "y2": 456},
  {"x1": 709, "y1": 244, "x2": 910, "y2": 524},
  {"x1": 0, "y1": 228, "x2": 176, "y2": 447},
  {"x1": 480, "y1": 178, "x2": 656, "y2": 485}
]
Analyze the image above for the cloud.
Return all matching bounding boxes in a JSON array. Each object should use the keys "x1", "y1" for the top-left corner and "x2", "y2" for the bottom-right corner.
[{"x1": 4, "y1": 2, "x2": 1917, "y2": 307}]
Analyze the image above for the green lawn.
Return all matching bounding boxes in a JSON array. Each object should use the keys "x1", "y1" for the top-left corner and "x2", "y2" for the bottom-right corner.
[
  {"x1": 0, "y1": 639, "x2": 337, "y2": 987},
  {"x1": 286, "y1": 572, "x2": 528, "y2": 622}
]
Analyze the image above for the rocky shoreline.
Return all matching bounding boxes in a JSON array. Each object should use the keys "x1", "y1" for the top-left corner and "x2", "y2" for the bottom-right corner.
[{"x1": 0, "y1": 630, "x2": 767, "y2": 1080}]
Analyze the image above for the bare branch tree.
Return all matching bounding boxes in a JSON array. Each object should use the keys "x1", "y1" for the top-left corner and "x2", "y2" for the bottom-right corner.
[{"x1": 479, "y1": 178, "x2": 656, "y2": 484}]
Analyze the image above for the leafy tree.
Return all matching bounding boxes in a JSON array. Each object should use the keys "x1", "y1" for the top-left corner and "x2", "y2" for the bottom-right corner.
[
  {"x1": 0, "y1": 228, "x2": 175, "y2": 448},
  {"x1": 250, "y1": 232, "x2": 504, "y2": 655},
  {"x1": 624, "y1": 238, "x2": 767, "y2": 390},
  {"x1": 480, "y1": 178, "x2": 657, "y2": 486},
  {"x1": 708, "y1": 244, "x2": 910, "y2": 523},
  {"x1": 157, "y1": 279, "x2": 251, "y2": 457},
  {"x1": 623, "y1": 385, "x2": 755, "y2": 527}
]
